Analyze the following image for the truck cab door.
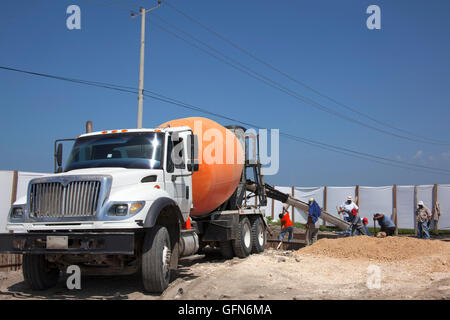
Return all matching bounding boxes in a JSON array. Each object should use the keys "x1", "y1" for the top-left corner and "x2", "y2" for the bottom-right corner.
[{"x1": 164, "y1": 133, "x2": 192, "y2": 216}]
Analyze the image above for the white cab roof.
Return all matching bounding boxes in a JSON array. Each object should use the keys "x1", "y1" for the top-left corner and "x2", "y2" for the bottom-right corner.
[{"x1": 78, "y1": 126, "x2": 191, "y2": 139}]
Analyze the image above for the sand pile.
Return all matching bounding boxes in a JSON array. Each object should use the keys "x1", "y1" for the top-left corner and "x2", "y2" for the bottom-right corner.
[{"x1": 296, "y1": 236, "x2": 450, "y2": 262}]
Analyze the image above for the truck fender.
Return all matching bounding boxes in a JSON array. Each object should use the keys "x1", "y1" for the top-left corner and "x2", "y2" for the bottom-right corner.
[{"x1": 143, "y1": 197, "x2": 184, "y2": 228}]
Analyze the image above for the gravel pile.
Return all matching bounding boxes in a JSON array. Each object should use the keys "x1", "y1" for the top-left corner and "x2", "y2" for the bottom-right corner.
[{"x1": 296, "y1": 236, "x2": 450, "y2": 262}]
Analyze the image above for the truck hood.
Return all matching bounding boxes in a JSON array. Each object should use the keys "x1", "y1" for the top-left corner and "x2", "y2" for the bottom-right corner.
[{"x1": 47, "y1": 167, "x2": 163, "y2": 189}]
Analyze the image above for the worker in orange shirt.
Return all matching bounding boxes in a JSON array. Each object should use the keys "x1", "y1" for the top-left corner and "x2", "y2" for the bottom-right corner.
[{"x1": 277, "y1": 205, "x2": 294, "y2": 250}]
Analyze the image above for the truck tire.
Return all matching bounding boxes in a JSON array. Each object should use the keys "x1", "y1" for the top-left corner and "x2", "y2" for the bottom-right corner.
[
  {"x1": 251, "y1": 217, "x2": 266, "y2": 253},
  {"x1": 232, "y1": 217, "x2": 252, "y2": 258},
  {"x1": 219, "y1": 241, "x2": 234, "y2": 259},
  {"x1": 22, "y1": 254, "x2": 59, "y2": 290},
  {"x1": 142, "y1": 225, "x2": 172, "y2": 293}
]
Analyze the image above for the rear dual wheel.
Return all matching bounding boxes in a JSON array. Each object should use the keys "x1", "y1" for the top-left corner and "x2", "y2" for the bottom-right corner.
[
  {"x1": 221, "y1": 216, "x2": 266, "y2": 259},
  {"x1": 251, "y1": 217, "x2": 266, "y2": 253},
  {"x1": 232, "y1": 217, "x2": 253, "y2": 258}
]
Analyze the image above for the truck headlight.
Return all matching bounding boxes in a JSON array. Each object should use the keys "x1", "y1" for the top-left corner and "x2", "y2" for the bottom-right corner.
[
  {"x1": 10, "y1": 206, "x2": 25, "y2": 219},
  {"x1": 115, "y1": 205, "x2": 128, "y2": 216},
  {"x1": 109, "y1": 202, "x2": 145, "y2": 217}
]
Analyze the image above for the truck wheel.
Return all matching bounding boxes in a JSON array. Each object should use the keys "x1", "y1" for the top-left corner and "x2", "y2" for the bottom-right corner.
[
  {"x1": 232, "y1": 217, "x2": 252, "y2": 258},
  {"x1": 142, "y1": 225, "x2": 172, "y2": 293},
  {"x1": 22, "y1": 254, "x2": 60, "y2": 290},
  {"x1": 251, "y1": 217, "x2": 266, "y2": 253},
  {"x1": 219, "y1": 241, "x2": 234, "y2": 259}
]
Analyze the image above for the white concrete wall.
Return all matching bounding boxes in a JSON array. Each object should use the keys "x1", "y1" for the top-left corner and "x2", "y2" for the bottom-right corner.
[
  {"x1": 396, "y1": 186, "x2": 415, "y2": 229},
  {"x1": 0, "y1": 171, "x2": 13, "y2": 233},
  {"x1": 437, "y1": 185, "x2": 450, "y2": 230},
  {"x1": 359, "y1": 186, "x2": 393, "y2": 221}
]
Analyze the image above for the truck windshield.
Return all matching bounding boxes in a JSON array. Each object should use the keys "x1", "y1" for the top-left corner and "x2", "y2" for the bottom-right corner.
[{"x1": 65, "y1": 132, "x2": 164, "y2": 171}]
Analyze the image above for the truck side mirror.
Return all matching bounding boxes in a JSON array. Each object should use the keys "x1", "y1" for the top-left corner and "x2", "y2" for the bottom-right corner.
[
  {"x1": 187, "y1": 134, "x2": 199, "y2": 172},
  {"x1": 55, "y1": 143, "x2": 63, "y2": 173}
]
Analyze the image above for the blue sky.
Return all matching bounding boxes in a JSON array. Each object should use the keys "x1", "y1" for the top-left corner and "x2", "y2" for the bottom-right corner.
[{"x1": 1, "y1": 0, "x2": 450, "y2": 187}]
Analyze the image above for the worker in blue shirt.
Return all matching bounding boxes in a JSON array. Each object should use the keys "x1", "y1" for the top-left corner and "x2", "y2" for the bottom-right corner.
[
  {"x1": 373, "y1": 213, "x2": 396, "y2": 236},
  {"x1": 306, "y1": 198, "x2": 321, "y2": 246}
]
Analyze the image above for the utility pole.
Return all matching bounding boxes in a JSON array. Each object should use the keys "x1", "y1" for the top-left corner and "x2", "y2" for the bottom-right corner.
[
  {"x1": 132, "y1": 1, "x2": 161, "y2": 129},
  {"x1": 137, "y1": 7, "x2": 146, "y2": 129}
]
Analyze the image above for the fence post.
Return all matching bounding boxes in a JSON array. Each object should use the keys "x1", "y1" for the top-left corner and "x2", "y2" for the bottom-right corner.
[
  {"x1": 271, "y1": 197, "x2": 274, "y2": 220},
  {"x1": 414, "y1": 185, "x2": 418, "y2": 236},
  {"x1": 355, "y1": 185, "x2": 360, "y2": 206},
  {"x1": 10, "y1": 171, "x2": 19, "y2": 270},
  {"x1": 323, "y1": 186, "x2": 327, "y2": 227},
  {"x1": 433, "y1": 184, "x2": 438, "y2": 235},
  {"x1": 291, "y1": 186, "x2": 295, "y2": 223},
  {"x1": 393, "y1": 184, "x2": 398, "y2": 236}
]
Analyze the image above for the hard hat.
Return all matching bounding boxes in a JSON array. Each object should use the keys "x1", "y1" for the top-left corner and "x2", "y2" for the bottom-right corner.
[
  {"x1": 308, "y1": 197, "x2": 314, "y2": 203},
  {"x1": 346, "y1": 196, "x2": 353, "y2": 201},
  {"x1": 363, "y1": 217, "x2": 368, "y2": 224},
  {"x1": 418, "y1": 201, "x2": 424, "y2": 206}
]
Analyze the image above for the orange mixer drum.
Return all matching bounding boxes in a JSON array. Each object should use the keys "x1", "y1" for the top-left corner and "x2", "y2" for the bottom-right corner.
[{"x1": 159, "y1": 117, "x2": 244, "y2": 216}]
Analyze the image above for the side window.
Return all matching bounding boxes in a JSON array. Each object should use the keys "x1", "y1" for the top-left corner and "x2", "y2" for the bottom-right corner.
[
  {"x1": 173, "y1": 138, "x2": 185, "y2": 169},
  {"x1": 166, "y1": 136, "x2": 174, "y2": 173}
]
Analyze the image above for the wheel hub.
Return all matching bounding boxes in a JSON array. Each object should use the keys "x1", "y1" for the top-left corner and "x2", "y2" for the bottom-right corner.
[
  {"x1": 243, "y1": 223, "x2": 251, "y2": 248},
  {"x1": 162, "y1": 245, "x2": 171, "y2": 275}
]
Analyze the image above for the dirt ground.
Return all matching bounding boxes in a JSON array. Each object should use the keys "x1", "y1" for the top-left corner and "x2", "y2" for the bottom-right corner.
[{"x1": 0, "y1": 235, "x2": 449, "y2": 300}]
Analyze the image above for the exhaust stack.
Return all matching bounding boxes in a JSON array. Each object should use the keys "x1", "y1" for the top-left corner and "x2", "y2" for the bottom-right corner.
[{"x1": 86, "y1": 121, "x2": 93, "y2": 133}]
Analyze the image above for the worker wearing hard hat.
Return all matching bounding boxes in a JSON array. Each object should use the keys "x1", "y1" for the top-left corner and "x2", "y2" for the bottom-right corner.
[
  {"x1": 416, "y1": 201, "x2": 432, "y2": 239},
  {"x1": 337, "y1": 196, "x2": 359, "y2": 236},
  {"x1": 373, "y1": 213, "x2": 396, "y2": 236},
  {"x1": 348, "y1": 208, "x2": 368, "y2": 236},
  {"x1": 355, "y1": 217, "x2": 372, "y2": 236},
  {"x1": 306, "y1": 198, "x2": 321, "y2": 246},
  {"x1": 276, "y1": 206, "x2": 294, "y2": 250},
  {"x1": 341, "y1": 196, "x2": 358, "y2": 214},
  {"x1": 362, "y1": 218, "x2": 372, "y2": 236}
]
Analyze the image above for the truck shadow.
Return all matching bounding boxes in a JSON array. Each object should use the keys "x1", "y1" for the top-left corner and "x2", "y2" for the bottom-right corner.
[
  {"x1": 3, "y1": 273, "x2": 156, "y2": 300},
  {"x1": 1, "y1": 248, "x2": 232, "y2": 300}
]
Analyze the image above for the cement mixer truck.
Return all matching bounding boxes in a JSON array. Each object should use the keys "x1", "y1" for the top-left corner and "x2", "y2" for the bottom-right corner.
[{"x1": 0, "y1": 117, "x2": 270, "y2": 293}]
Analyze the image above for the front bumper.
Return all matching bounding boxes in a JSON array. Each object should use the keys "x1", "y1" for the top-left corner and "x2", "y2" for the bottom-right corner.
[{"x1": 0, "y1": 232, "x2": 135, "y2": 255}]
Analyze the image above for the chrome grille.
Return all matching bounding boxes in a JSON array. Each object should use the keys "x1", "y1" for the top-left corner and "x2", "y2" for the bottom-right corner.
[{"x1": 29, "y1": 181, "x2": 101, "y2": 218}]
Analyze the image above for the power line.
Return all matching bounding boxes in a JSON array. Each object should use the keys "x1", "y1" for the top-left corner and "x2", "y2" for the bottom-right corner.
[
  {"x1": 75, "y1": 1, "x2": 450, "y2": 147},
  {"x1": 91, "y1": 0, "x2": 447, "y2": 146},
  {"x1": 2, "y1": 65, "x2": 447, "y2": 175},
  {"x1": 142, "y1": 91, "x2": 450, "y2": 175},
  {"x1": 149, "y1": 18, "x2": 450, "y2": 147},
  {"x1": 164, "y1": 0, "x2": 450, "y2": 146}
]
